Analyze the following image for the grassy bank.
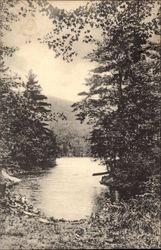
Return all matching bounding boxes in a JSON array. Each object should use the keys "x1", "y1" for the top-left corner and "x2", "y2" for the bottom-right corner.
[{"x1": 0, "y1": 186, "x2": 160, "y2": 249}]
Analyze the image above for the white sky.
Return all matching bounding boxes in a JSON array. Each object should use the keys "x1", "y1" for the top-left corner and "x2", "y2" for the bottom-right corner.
[{"x1": 3, "y1": 1, "x2": 96, "y2": 102}]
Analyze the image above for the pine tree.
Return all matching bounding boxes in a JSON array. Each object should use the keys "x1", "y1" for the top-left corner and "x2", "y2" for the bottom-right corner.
[
  {"x1": 39, "y1": 0, "x2": 160, "y2": 191},
  {"x1": 24, "y1": 70, "x2": 51, "y2": 125},
  {"x1": 71, "y1": 1, "x2": 160, "y2": 191},
  {"x1": 41, "y1": 0, "x2": 159, "y2": 193},
  {"x1": 0, "y1": 1, "x2": 57, "y2": 171},
  {"x1": 10, "y1": 70, "x2": 57, "y2": 169}
]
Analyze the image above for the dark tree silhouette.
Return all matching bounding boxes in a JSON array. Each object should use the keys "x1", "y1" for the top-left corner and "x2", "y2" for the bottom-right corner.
[{"x1": 39, "y1": 0, "x2": 160, "y2": 190}]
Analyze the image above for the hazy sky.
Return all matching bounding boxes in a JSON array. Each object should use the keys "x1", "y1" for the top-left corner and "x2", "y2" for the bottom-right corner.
[{"x1": 3, "y1": 1, "x2": 95, "y2": 102}]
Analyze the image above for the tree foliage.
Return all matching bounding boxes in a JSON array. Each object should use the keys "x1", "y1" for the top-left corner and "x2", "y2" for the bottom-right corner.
[
  {"x1": 12, "y1": 71, "x2": 57, "y2": 169},
  {"x1": 0, "y1": 69, "x2": 57, "y2": 170},
  {"x1": 0, "y1": 0, "x2": 160, "y2": 183},
  {"x1": 40, "y1": 0, "x2": 160, "y2": 189},
  {"x1": 0, "y1": 0, "x2": 58, "y2": 170}
]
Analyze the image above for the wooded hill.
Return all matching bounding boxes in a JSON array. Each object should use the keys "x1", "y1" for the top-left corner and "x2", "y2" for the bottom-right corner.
[{"x1": 48, "y1": 96, "x2": 91, "y2": 157}]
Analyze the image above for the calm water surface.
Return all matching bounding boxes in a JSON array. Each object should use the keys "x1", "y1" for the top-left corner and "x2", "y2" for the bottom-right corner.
[{"x1": 13, "y1": 157, "x2": 107, "y2": 220}]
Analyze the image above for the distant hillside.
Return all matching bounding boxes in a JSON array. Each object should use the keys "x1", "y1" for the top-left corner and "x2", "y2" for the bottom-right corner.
[{"x1": 47, "y1": 96, "x2": 91, "y2": 156}]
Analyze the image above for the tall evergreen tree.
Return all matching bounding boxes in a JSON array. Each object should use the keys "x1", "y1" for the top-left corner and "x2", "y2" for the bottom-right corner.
[
  {"x1": 72, "y1": 1, "x2": 160, "y2": 190},
  {"x1": 10, "y1": 71, "x2": 57, "y2": 169},
  {"x1": 42, "y1": 0, "x2": 160, "y2": 191},
  {"x1": 0, "y1": 1, "x2": 57, "y2": 171}
]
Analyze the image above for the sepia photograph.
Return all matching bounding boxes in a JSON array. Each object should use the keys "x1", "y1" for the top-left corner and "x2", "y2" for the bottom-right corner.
[{"x1": 0, "y1": 0, "x2": 160, "y2": 249}]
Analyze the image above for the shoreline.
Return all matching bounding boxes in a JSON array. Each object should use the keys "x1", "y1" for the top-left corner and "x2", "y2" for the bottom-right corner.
[{"x1": 0, "y1": 183, "x2": 160, "y2": 249}]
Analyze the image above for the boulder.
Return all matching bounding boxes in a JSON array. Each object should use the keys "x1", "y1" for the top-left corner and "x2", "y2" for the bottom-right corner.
[{"x1": 1, "y1": 169, "x2": 21, "y2": 183}]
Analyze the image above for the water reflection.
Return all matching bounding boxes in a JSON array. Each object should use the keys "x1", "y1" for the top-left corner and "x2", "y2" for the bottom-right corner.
[{"x1": 12, "y1": 157, "x2": 107, "y2": 220}]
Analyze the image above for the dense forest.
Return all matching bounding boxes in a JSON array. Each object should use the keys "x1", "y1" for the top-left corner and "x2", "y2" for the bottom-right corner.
[
  {"x1": 0, "y1": 68, "x2": 90, "y2": 171},
  {"x1": 0, "y1": 0, "x2": 91, "y2": 172},
  {"x1": 0, "y1": 0, "x2": 160, "y2": 189},
  {"x1": 40, "y1": 0, "x2": 160, "y2": 195},
  {"x1": 0, "y1": 68, "x2": 57, "y2": 170}
]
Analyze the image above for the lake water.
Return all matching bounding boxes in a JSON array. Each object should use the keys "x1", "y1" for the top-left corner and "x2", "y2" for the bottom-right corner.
[{"x1": 12, "y1": 157, "x2": 107, "y2": 220}]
